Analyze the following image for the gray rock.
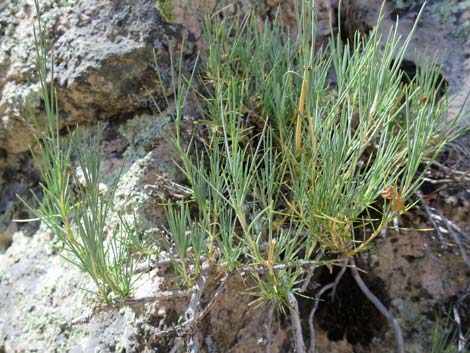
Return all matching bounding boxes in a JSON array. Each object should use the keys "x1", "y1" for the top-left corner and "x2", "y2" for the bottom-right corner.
[
  {"x1": 0, "y1": 0, "x2": 185, "y2": 156},
  {"x1": 342, "y1": 0, "x2": 470, "y2": 126}
]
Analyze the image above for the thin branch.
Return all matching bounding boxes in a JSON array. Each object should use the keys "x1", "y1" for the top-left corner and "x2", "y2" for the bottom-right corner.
[
  {"x1": 422, "y1": 158, "x2": 469, "y2": 177},
  {"x1": 185, "y1": 275, "x2": 207, "y2": 322},
  {"x1": 454, "y1": 290, "x2": 470, "y2": 353},
  {"x1": 350, "y1": 258, "x2": 404, "y2": 353},
  {"x1": 204, "y1": 336, "x2": 218, "y2": 353},
  {"x1": 417, "y1": 192, "x2": 447, "y2": 247},
  {"x1": 185, "y1": 275, "x2": 207, "y2": 353},
  {"x1": 238, "y1": 260, "x2": 330, "y2": 274},
  {"x1": 151, "y1": 273, "x2": 233, "y2": 342},
  {"x1": 453, "y1": 306, "x2": 466, "y2": 353},
  {"x1": 432, "y1": 207, "x2": 470, "y2": 267},
  {"x1": 198, "y1": 272, "x2": 233, "y2": 320},
  {"x1": 170, "y1": 338, "x2": 182, "y2": 353},
  {"x1": 288, "y1": 293, "x2": 306, "y2": 353},
  {"x1": 144, "y1": 173, "x2": 193, "y2": 201},
  {"x1": 125, "y1": 290, "x2": 192, "y2": 305},
  {"x1": 446, "y1": 221, "x2": 470, "y2": 241},
  {"x1": 188, "y1": 335, "x2": 200, "y2": 353},
  {"x1": 300, "y1": 269, "x2": 314, "y2": 293},
  {"x1": 134, "y1": 256, "x2": 173, "y2": 274},
  {"x1": 308, "y1": 265, "x2": 347, "y2": 353},
  {"x1": 137, "y1": 255, "x2": 327, "y2": 276},
  {"x1": 301, "y1": 251, "x2": 324, "y2": 294},
  {"x1": 69, "y1": 289, "x2": 192, "y2": 325},
  {"x1": 417, "y1": 191, "x2": 470, "y2": 266},
  {"x1": 422, "y1": 177, "x2": 459, "y2": 185}
]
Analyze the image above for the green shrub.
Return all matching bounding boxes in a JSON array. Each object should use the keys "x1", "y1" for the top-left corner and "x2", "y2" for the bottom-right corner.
[
  {"x1": 159, "y1": 1, "x2": 459, "y2": 307},
  {"x1": 20, "y1": 0, "x2": 140, "y2": 306}
]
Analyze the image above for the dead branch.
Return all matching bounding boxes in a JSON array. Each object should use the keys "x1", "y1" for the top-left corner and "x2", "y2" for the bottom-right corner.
[
  {"x1": 350, "y1": 258, "x2": 404, "y2": 353},
  {"x1": 454, "y1": 290, "x2": 470, "y2": 353},
  {"x1": 204, "y1": 336, "x2": 218, "y2": 353},
  {"x1": 422, "y1": 177, "x2": 460, "y2": 185},
  {"x1": 300, "y1": 269, "x2": 314, "y2": 293},
  {"x1": 170, "y1": 338, "x2": 182, "y2": 353},
  {"x1": 135, "y1": 257, "x2": 173, "y2": 274},
  {"x1": 136, "y1": 250, "x2": 324, "y2": 276},
  {"x1": 300, "y1": 251, "x2": 324, "y2": 294},
  {"x1": 185, "y1": 275, "x2": 207, "y2": 353},
  {"x1": 198, "y1": 272, "x2": 233, "y2": 320},
  {"x1": 150, "y1": 273, "x2": 233, "y2": 343},
  {"x1": 238, "y1": 260, "x2": 329, "y2": 274},
  {"x1": 418, "y1": 192, "x2": 448, "y2": 247},
  {"x1": 453, "y1": 306, "x2": 465, "y2": 353},
  {"x1": 446, "y1": 221, "x2": 470, "y2": 241},
  {"x1": 423, "y1": 158, "x2": 470, "y2": 178},
  {"x1": 432, "y1": 207, "x2": 470, "y2": 267},
  {"x1": 308, "y1": 264, "x2": 347, "y2": 353},
  {"x1": 417, "y1": 191, "x2": 470, "y2": 266},
  {"x1": 288, "y1": 293, "x2": 306, "y2": 353},
  {"x1": 70, "y1": 289, "x2": 192, "y2": 325},
  {"x1": 144, "y1": 173, "x2": 193, "y2": 201}
]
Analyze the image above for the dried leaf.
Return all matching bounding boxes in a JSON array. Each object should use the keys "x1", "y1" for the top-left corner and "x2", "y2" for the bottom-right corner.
[
  {"x1": 381, "y1": 185, "x2": 395, "y2": 200},
  {"x1": 393, "y1": 195, "x2": 405, "y2": 212},
  {"x1": 381, "y1": 185, "x2": 405, "y2": 212},
  {"x1": 419, "y1": 96, "x2": 429, "y2": 104}
]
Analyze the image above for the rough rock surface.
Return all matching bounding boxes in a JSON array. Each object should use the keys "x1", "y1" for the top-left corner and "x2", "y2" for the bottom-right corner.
[
  {"x1": 1, "y1": 0, "x2": 186, "y2": 156},
  {"x1": 0, "y1": 0, "x2": 469, "y2": 353},
  {"x1": 342, "y1": 0, "x2": 470, "y2": 125}
]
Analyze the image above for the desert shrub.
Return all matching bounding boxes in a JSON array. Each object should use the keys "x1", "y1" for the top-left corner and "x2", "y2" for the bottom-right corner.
[
  {"x1": 161, "y1": 2, "x2": 455, "y2": 300},
  {"x1": 154, "y1": 2, "x2": 461, "y2": 351},
  {"x1": 24, "y1": 0, "x2": 464, "y2": 351},
  {"x1": 20, "y1": 0, "x2": 140, "y2": 306}
]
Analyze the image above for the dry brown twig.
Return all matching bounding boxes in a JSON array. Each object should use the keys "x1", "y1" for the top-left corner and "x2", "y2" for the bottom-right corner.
[
  {"x1": 144, "y1": 173, "x2": 193, "y2": 201},
  {"x1": 417, "y1": 191, "x2": 470, "y2": 266}
]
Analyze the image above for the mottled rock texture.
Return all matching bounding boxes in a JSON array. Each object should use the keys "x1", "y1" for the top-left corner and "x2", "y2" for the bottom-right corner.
[
  {"x1": 342, "y1": 0, "x2": 470, "y2": 123},
  {"x1": 0, "y1": 0, "x2": 469, "y2": 352},
  {"x1": 1, "y1": 0, "x2": 180, "y2": 155}
]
